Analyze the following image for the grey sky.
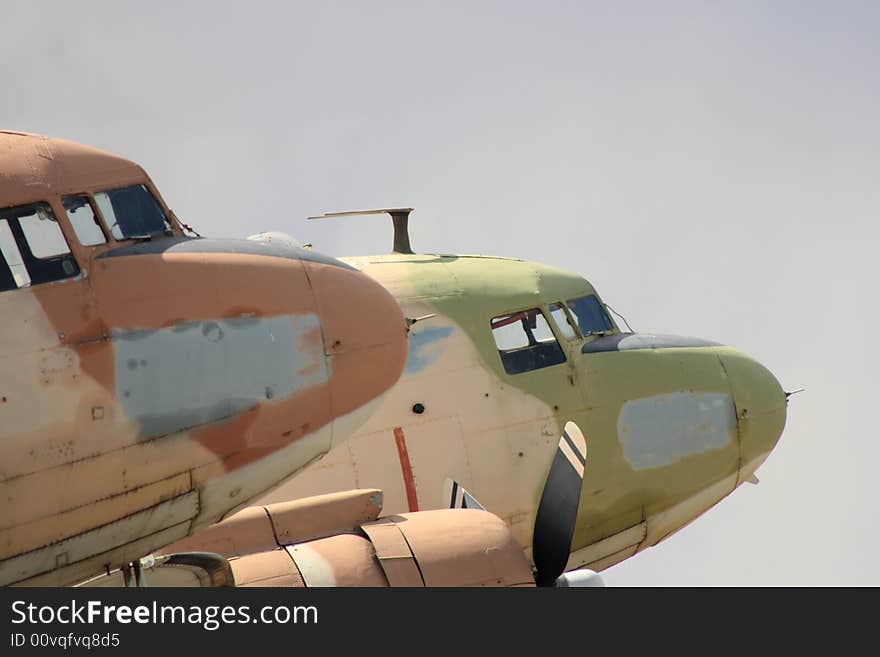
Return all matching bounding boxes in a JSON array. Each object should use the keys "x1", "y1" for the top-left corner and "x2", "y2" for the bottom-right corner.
[{"x1": 4, "y1": 1, "x2": 877, "y2": 585}]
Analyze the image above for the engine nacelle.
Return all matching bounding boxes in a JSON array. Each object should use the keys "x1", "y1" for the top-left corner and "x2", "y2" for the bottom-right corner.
[{"x1": 154, "y1": 490, "x2": 536, "y2": 587}]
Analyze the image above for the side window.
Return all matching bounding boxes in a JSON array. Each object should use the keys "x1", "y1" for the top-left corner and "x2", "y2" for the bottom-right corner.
[
  {"x1": 0, "y1": 220, "x2": 28, "y2": 291},
  {"x1": 548, "y1": 302, "x2": 579, "y2": 340},
  {"x1": 19, "y1": 208, "x2": 73, "y2": 258},
  {"x1": 566, "y1": 295, "x2": 614, "y2": 336},
  {"x1": 63, "y1": 196, "x2": 107, "y2": 246},
  {"x1": 490, "y1": 308, "x2": 567, "y2": 375},
  {"x1": 95, "y1": 184, "x2": 170, "y2": 240},
  {"x1": 0, "y1": 203, "x2": 80, "y2": 291}
]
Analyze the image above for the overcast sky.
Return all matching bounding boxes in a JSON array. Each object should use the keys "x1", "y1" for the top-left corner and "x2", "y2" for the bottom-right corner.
[{"x1": 4, "y1": 1, "x2": 877, "y2": 585}]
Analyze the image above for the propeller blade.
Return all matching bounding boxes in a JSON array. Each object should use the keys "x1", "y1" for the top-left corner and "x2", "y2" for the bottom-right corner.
[
  {"x1": 442, "y1": 478, "x2": 486, "y2": 511},
  {"x1": 532, "y1": 421, "x2": 587, "y2": 587}
]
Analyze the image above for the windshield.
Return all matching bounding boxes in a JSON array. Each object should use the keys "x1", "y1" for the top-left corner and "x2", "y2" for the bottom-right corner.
[
  {"x1": 566, "y1": 295, "x2": 614, "y2": 336},
  {"x1": 62, "y1": 195, "x2": 107, "y2": 246},
  {"x1": 94, "y1": 184, "x2": 170, "y2": 240}
]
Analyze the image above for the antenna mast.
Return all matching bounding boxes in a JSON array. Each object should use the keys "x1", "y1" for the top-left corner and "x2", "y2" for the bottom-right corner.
[{"x1": 307, "y1": 207, "x2": 415, "y2": 254}]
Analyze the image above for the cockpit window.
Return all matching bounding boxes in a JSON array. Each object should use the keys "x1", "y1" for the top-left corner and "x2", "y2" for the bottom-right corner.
[
  {"x1": 0, "y1": 220, "x2": 27, "y2": 290},
  {"x1": 19, "y1": 206, "x2": 72, "y2": 258},
  {"x1": 548, "y1": 302, "x2": 579, "y2": 341},
  {"x1": 490, "y1": 308, "x2": 567, "y2": 375},
  {"x1": 0, "y1": 202, "x2": 79, "y2": 292},
  {"x1": 63, "y1": 195, "x2": 107, "y2": 246},
  {"x1": 94, "y1": 184, "x2": 170, "y2": 241},
  {"x1": 566, "y1": 295, "x2": 614, "y2": 336}
]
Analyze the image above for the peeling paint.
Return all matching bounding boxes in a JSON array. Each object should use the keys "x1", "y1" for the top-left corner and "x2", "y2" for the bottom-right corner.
[
  {"x1": 0, "y1": 132, "x2": 409, "y2": 586},
  {"x1": 112, "y1": 314, "x2": 328, "y2": 440},
  {"x1": 286, "y1": 543, "x2": 337, "y2": 587}
]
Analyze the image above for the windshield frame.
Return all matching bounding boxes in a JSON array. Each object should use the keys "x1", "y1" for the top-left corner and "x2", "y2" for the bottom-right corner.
[
  {"x1": 92, "y1": 183, "x2": 173, "y2": 242},
  {"x1": 565, "y1": 294, "x2": 617, "y2": 338},
  {"x1": 547, "y1": 301, "x2": 582, "y2": 341}
]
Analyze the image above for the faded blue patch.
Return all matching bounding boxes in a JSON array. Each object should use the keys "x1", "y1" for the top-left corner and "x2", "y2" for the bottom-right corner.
[
  {"x1": 113, "y1": 314, "x2": 328, "y2": 440},
  {"x1": 617, "y1": 392, "x2": 736, "y2": 470},
  {"x1": 405, "y1": 325, "x2": 454, "y2": 374}
]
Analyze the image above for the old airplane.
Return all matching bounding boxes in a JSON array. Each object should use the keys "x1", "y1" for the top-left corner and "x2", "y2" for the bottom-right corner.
[
  {"x1": 255, "y1": 208, "x2": 789, "y2": 579},
  {"x1": 104, "y1": 207, "x2": 788, "y2": 589},
  {"x1": 1, "y1": 129, "x2": 788, "y2": 588},
  {"x1": 82, "y1": 425, "x2": 595, "y2": 588},
  {"x1": 0, "y1": 132, "x2": 408, "y2": 586}
]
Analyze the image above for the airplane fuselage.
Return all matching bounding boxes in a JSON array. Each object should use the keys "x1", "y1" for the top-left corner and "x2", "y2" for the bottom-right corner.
[
  {"x1": 0, "y1": 132, "x2": 408, "y2": 586},
  {"x1": 263, "y1": 252, "x2": 787, "y2": 572}
]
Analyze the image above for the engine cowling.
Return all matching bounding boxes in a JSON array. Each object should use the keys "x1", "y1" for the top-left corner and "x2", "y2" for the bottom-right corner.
[{"x1": 156, "y1": 489, "x2": 536, "y2": 587}]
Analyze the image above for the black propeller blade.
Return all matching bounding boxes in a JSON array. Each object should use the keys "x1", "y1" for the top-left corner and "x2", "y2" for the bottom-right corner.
[{"x1": 531, "y1": 421, "x2": 587, "y2": 587}]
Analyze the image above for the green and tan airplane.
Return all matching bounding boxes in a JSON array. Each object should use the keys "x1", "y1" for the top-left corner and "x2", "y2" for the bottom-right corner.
[{"x1": 255, "y1": 208, "x2": 789, "y2": 580}]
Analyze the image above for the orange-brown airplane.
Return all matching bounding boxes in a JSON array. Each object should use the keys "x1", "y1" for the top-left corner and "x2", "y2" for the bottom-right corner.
[{"x1": 0, "y1": 131, "x2": 408, "y2": 586}]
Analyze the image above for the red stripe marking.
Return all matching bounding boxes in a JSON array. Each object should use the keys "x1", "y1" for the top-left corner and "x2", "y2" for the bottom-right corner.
[{"x1": 393, "y1": 426, "x2": 419, "y2": 512}]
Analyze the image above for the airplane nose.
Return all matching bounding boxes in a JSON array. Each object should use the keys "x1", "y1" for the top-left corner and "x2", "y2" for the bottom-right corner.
[
  {"x1": 303, "y1": 258, "x2": 408, "y2": 444},
  {"x1": 718, "y1": 349, "x2": 788, "y2": 477}
]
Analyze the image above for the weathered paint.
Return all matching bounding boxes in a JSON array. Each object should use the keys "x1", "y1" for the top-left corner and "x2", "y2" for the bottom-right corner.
[
  {"x1": 405, "y1": 325, "x2": 454, "y2": 374},
  {"x1": 360, "y1": 520, "x2": 425, "y2": 586},
  {"x1": 0, "y1": 131, "x2": 409, "y2": 586},
  {"x1": 267, "y1": 250, "x2": 787, "y2": 573},
  {"x1": 231, "y1": 550, "x2": 304, "y2": 587},
  {"x1": 1, "y1": 492, "x2": 199, "y2": 586},
  {"x1": 390, "y1": 426, "x2": 418, "y2": 512},
  {"x1": 565, "y1": 522, "x2": 647, "y2": 571},
  {"x1": 286, "y1": 542, "x2": 338, "y2": 587},
  {"x1": 112, "y1": 314, "x2": 328, "y2": 440},
  {"x1": 147, "y1": 491, "x2": 535, "y2": 588},
  {"x1": 617, "y1": 391, "x2": 736, "y2": 470}
]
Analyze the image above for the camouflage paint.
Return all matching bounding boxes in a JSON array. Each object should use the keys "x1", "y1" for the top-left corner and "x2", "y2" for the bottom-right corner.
[
  {"x1": 0, "y1": 132, "x2": 408, "y2": 586},
  {"x1": 268, "y1": 251, "x2": 787, "y2": 572}
]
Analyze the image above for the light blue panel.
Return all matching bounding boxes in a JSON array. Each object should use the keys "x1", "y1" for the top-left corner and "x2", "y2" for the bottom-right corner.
[
  {"x1": 617, "y1": 392, "x2": 736, "y2": 470},
  {"x1": 113, "y1": 314, "x2": 328, "y2": 439}
]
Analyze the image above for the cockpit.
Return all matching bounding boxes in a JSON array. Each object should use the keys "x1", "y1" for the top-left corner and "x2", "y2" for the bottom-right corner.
[
  {"x1": 489, "y1": 294, "x2": 617, "y2": 375},
  {"x1": 1, "y1": 184, "x2": 176, "y2": 293},
  {"x1": 0, "y1": 131, "x2": 181, "y2": 294}
]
